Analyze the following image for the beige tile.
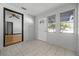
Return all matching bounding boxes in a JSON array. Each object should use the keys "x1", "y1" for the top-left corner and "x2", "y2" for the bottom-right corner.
[
  {"x1": 45, "y1": 46, "x2": 57, "y2": 56},
  {"x1": 55, "y1": 47, "x2": 65, "y2": 56},
  {"x1": 0, "y1": 40, "x2": 76, "y2": 56},
  {"x1": 64, "y1": 49, "x2": 76, "y2": 56}
]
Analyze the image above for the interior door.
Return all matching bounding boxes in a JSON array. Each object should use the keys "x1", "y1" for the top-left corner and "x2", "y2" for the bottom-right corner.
[
  {"x1": 7, "y1": 22, "x2": 13, "y2": 35},
  {"x1": 38, "y1": 18, "x2": 48, "y2": 41}
]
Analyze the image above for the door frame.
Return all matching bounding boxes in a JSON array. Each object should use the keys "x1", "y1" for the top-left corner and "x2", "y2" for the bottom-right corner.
[{"x1": 3, "y1": 8, "x2": 24, "y2": 47}]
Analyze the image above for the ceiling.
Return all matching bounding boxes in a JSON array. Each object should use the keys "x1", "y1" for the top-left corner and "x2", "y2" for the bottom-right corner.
[{"x1": 7, "y1": 3, "x2": 65, "y2": 16}]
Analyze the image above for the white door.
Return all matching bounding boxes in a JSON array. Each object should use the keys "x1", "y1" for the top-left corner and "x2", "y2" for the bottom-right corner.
[{"x1": 38, "y1": 18, "x2": 48, "y2": 41}]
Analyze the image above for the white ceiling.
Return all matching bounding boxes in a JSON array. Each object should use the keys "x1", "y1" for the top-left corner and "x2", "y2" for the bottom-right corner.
[{"x1": 7, "y1": 3, "x2": 65, "y2": 16}]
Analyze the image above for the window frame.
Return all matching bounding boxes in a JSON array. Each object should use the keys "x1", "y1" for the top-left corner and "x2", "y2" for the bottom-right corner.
[
  {"x1": 59, "y1": 9, "x2": 75, "y2": 34},
  {"x1": 47, "y1": 15, "x2": 56, "y2": 33}
]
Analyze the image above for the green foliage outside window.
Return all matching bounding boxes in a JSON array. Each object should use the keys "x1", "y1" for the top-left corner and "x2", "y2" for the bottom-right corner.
[
  {"x1": 60, "y1": 22, "x2": 72, "y2": 31},
  {"x1": 48, "y1": 22, "x2": 73, "y2": 32},
  {"x1": 48, "y1": 23, "x2": 55, "y2": 29}
]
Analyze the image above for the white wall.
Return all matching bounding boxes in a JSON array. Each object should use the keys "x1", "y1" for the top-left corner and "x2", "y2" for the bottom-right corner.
[
  {"x1": 0, "y1": 4, "x2": 35, "y2": 49},
  {"x1": 36, "y1": 4, "x2": 78, "y2": 51},
  {"x1": 0, "y1": 4, "x2": 3, "y2": 49},
  {"x1": 77, "y1": 3, "x2": 79, "y2": 55},
  {"x1": 24, "y1": 15, "x2": 35, "y2": 40}
]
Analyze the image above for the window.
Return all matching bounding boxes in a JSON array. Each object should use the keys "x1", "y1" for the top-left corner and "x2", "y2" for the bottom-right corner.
[
  {"x1": 60, "y1": 10, "x2": 74, "y2": 33},
  {"x1": 48, "y1": 15, "x2": 56, "y2": 32}
]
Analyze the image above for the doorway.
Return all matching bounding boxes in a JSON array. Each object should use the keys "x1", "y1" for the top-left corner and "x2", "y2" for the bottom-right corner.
[
  {"x1": 7, "y1": 22, "x2": 13, "y2": 35},
  {"x1": 3, "y1": 8, "x2": 24, "y2": 46}
]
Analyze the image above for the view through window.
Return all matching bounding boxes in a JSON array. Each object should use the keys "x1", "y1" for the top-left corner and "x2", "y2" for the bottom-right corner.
[
  {"x1": 48, "y1": 15, "x2": 56, "y2": 32},
  {"x1": 60, "y1": 10, "x2": 74, "y2": 33}
]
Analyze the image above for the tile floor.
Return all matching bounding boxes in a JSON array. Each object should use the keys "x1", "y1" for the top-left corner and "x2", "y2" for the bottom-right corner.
[{"x1": 0, "y1": 40, "x2": 76, "y2": 56}]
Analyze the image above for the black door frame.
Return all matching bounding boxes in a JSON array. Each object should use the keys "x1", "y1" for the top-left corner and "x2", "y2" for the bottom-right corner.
[{"x1": 3, "y1": 8, "x2": 24, "y2": 47}]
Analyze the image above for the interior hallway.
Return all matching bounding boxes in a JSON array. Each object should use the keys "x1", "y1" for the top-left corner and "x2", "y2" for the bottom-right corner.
[{"x1": 0, "y1": 40, "x2": 76, "y2": 56}]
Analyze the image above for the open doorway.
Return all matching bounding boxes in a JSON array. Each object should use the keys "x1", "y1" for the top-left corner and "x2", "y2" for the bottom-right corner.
[
  {"x1": 3, "y1": 8, "x2": 24, "y2": 47},
  {"x1": 7, "y1": 22, "x2": 13, "y2": 35}
]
